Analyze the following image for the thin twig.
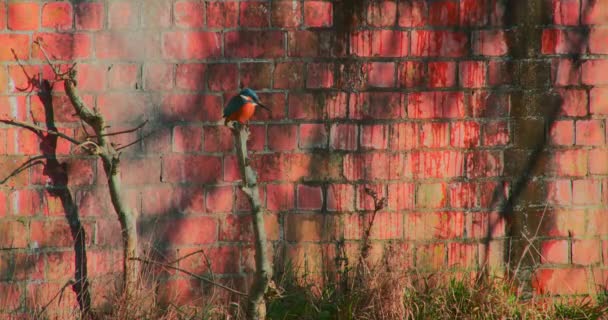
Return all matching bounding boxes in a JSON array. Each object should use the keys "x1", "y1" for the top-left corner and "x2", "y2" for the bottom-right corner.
[
  {"x1": 167, "y1": 249, "x2": 208, "y2": 266},
  {"x1": 33, "y1": 39, "x2": 61, "y2": 78},
  {"x1": 89, "y1": 120, "x2": 148, "y2": 138},
  {"x1": 115, "y1": 132, "x2": 152, "y2": 151},
  {"x1": 0, "y1": 156, "x2": 46, "y2": 184},
  {"x1": 130, "y1": 257, "x2": 247, "y2": 297},
  {"x1": 0, "y1": 118, "x2": 82, "y2": 145},
  {"x1": 36, "y1": 279, "x2": 76, "y2": 318}
]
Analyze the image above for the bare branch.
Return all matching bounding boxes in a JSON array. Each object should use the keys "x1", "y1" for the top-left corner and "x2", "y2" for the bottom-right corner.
[
  {"x1": 0, "y1": 118, "x2": 82, "y2": 145},
  {"x1": 33, "y1": 39, "x2": 62, "y2": 78},
  {"x1": 89, "y1": 120, "x2": 148, "y2": 138},
  {"x1": 0, "y1": 156, "x2": 46, "y2": 184},
  {"x1": 130, "y1": 257, "x2": 247, "y2": 297},
  {"x1": 115, "y1": 132, "x2": 152, "y2": 151},
  {"x1": 36, "y1": 279, "x2": 76, "y2": 318}
]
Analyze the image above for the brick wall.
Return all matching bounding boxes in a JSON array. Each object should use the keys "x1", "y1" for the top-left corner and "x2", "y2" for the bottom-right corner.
[{"x1": 1, "y1": 0, "x2": 608, "y2": 314}]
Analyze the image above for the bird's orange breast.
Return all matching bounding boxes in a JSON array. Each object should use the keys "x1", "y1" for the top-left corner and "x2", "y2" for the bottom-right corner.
[{"x1": 227, "y1": 102, "x2": 256, "y2": 123}]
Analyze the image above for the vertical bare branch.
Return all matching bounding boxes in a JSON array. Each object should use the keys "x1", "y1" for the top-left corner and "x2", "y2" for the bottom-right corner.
[{"x1": 231, "y1": 123, "x2": 272, "y2": 320}]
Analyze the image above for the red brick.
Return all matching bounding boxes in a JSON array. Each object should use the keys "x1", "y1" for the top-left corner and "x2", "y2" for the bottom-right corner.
[
  {"x1": 551, "y1": 149, "x2": 588, "y2": 176},
  {"x1": 466, "y1": 151, "x2": 503, "y2": 178},
  {"x1": 273, "y1": 62, "x2": 304, "y2": 89},
  {"x1": 398, "y1": 0, "x2": 427, "y2": 27},
  {"x1": 390, "y1": 122, "x2": 418, "y2": 150},
  {"x1": 252, "y1": 92, "x2": 286, "y2": 121},
  {"x1": 285, "y1": 214, "x2": 324, "y2": 241},
  {"x1": 141, "y1": 0, "x2": 171, "y2": 29},
  {"x1": 161, "y1": 94, "x2": 223, "y2": 122},
  {"x1": 388, "y1": 182, "x2": 415, "y2": 210},
  {"x1": 572, "y1": 179, "x2": 601, "y2": 205},
  {"x1": 367, "y1": 1, "x2": 397, "y2": 27},
  {"x1": 583, "y1": 60, "x2": 608, "y2": 85},
  {"x1": 449, "y1": 182, "x2": 478, "y2": 209},
  {"x1": 448, "y1": 243, "x2": 477, "y2": 268},
  {"x1": 298, "y1": 185, "x2": 323, "y2": 210},
  {"x1": 471, "y1": 91, "x2": 511, "y2": 118},
  {"x1": 299, "y1": 123, "x2": 328, "y2": 149},
  {"x1": 32, "y1": 33, "x2": 91, "y2": 60},
  {"x1": 590, "y1": 149, "x2": 608, "y2": 174},
  {"x1": 557, "y1": 89, "x2": 588, "y2": 117},
  {"x1": 428, "y1": 62, "x2": 456, "y2": 88},
  {"x1": 179, "y1": 246, "x2": 240, "y2": 274},
  {"x1": 0, "y1": 2, "x2": 5, "y2": 30},
  {"x1": 428, "y1": 0, "x2": 458, "y2": 26},
  {"x1": 351, "y1": 30, "x2": 409, "y2": 57},
  {"x1": 344, "y1": 153, "x2": 407, "y2": 181},
  {"x1": 108, "y1": 64, "x2": 138, "y2": 90},
  {"x1": 205, "y1": 186, "x2": 233, "y2": 213},
  {"x1": 573, "y1": 239, "x2": 601, "y2": 265},
  {"x1": 10, "y1": 189, "x2": 41, "y2": 216},
  {"x1": 75, "y1": 2, "x2": 104, "y2": 30},
  {"x1": 173, "y1": 126, "x2": 202, "y2": 152},
  {"x1": 144, "y1": 63, "x2": 174, "y2": 91},
  {"x1": 109, "y1": 1, "x2": 138, "y2": 29},
  {"x1": 360, "y1": 124, "x2": 388, "y2": 150},
  {"x1": 175, "y1": 0, "x2": 205, "y2": 28},
  {"x1": 6, "y1": 127, "x2": 41, "y2": 155},
  {"x1": 470, "y1": 212, "x2": 505, "y2": 238},
  {"x1": 287, "y1": 30, "x2": 337, "y2": 57},
  {"x1": 240, "y1": 63, "x2": 272, "y2": 90},
  {"x1": 225, "y1": 31, "x2": 285, "y2": 58},
  {"x1": 488, "y1": 61, "x2": 512, "y2": 86},
  {"x1": 175, "y1": 186, "x2": 206, "y2": 214},
  {"x1": 416, "y1": 243, "x2": 446, "y2": 269},
  {"x1": 460, "y1": 61, "x2": 487, "y2": 88},
  {"x1": 460, "y1": 0, "x2": 488, "y2": 26},
  {"x1": 207, "y1": 64, "x2": 238, "y2": 91},
  {"x1": 203, "y1": 126, "x2": 233, "y2": 153},
  {"x1": 398, "y1": 61, "x2": 426, "y2": 87},
  {"x1": 408, "y1": 92, "x2": 465, "y2": 119},
  {"x1": 411, "y1": 31, "x2": 467, "y2": 57},
  {"x1": 207, "y1": 1, "x2": 238, "y2": 28},
  {"x1": 266, "y1": 183, "x2": 295, "y2": 211},
  {"x1": 348, "y1": 211, "x2": 402, "y2": 240},
  {"x1": 175, "y1": 63, "x2": 206, "y2": 90},
  {"x1": 0, "y1": 220, "x2": 27, "y2": 248},
  {"x1": 42, "y1": 2, "x2": 72, "y2": 30},
  {"x1": 31, "y1": 220, "x2": 78, "y2": 248},
  {"x1": 590, "y1": 28, "x2": 608, "y2": 54},
  {"x1": 271, "y1": 1, "x2": 301, "y2": 27},
  {"x1": 583, "y1": 0, "x2": 608, "y2": 24},
  {"x1": 95, "y1": 32, "x2": 148, "y2": 60},
  {"x1": 540, "y1": 240, "x2": 568, "y2": 264},
  {"x1": 247, "y1": 125, "x2": 266, "y2": 151},
  {"x1": 330, "y1": 124, "x2": 357, "y2": 151},
  {"x1": 450, "y1": 121, "x2": 480, "y2": 148},
  {"x1": 327, "y1": 184, "x2": 355, "y2": 212},
  {"x1": 553, "y1": 59, "x2": 581, "y2": 86},
  {"x1": 351, "y1": 92, "x2": 405, "y2": 120},
  {"x1": 8, "y1": 2, "x2": 39, "y2": 30},
  {"x1": 163, "y1": 31, "x2": 221, "y2": 59},
  {"x1": 420, "y1": 122, "x2": 449, "y2": 148},
  {"x1": 304, "y1": 1, "x2": 332, "y2": 27},
  {"x1": 549, "y1": 120, "x2": 574, "y2": 146},
  {"x1": 306, "y1": 63, "x2": 334, "y2": 88},
  {"x1": 542, "y1": 29, "x2": 586, "y2": 54},
  {"x1": 240, "y1": 1, "x2": 269, "y2": 27},
  {"x1": 169, "y1": 217, "x2": 218, "y2": 245},
  {"x1": 482, "y1": 121, "x2": 509, "y2": 146},
  {"x1": 367, "y1": 62, "x2": 395, "y2": 88},
  {"x1": 591, "y1": 88, "x2": 608, "y2": 115},
  {"x1": 355, "y1": 184, "x2": 386, "y2": 211},
  {"x1": 416, "y1": 183, "x2": 447, "y2": 208},
  {"x1": 473, "y1": 30, "x2": 508, "y2": 56},
  {"x1": 162, "y1": 155, "x2": 222, "y2": 183},
  {"x1": 576, "y1": 120, "x2": 605, "y2": 146},
  {"x1": 97, "y1": 93, "x2": 149, "y2": 122},
  {"x1": 553, "y1": 0, "x2": 580, "y2": 25},
  {"x1": 412, "y1": 151, "x2": 464, "y2": 178},
  {"x1": 268, "y1": 124, "x2": 297, "y2": 151}
]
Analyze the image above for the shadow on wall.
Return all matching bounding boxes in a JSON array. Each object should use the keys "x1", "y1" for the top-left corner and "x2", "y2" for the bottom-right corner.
[{"x1": 0, "y1": 0, "x2": 603, "y2": 315}]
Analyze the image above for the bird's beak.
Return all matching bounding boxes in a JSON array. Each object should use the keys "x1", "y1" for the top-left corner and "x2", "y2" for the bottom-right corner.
[{"x1": 257, "y1": 103, "x2": 272, "y2": 114}]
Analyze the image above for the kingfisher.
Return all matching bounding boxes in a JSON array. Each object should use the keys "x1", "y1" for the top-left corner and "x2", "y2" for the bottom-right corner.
[{"x1": 223, "y1": 88, "x2": 271, "y2": 126}]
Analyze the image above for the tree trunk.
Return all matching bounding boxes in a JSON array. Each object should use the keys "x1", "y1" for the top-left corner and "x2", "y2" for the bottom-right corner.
[{"x1": 231, "y1": 124, "x2": 272, "y2": 319}]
